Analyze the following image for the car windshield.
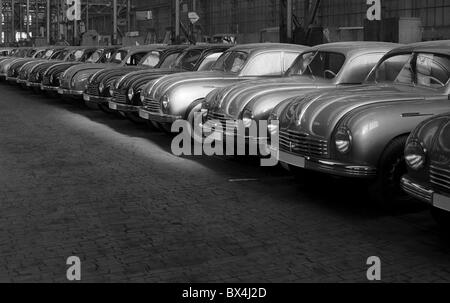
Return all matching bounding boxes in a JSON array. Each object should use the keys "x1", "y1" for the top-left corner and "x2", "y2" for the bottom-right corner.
[
  {"x1": 96, "y1": 49, "x2": 115, "y2": 63},
  {"x1": 286, "y1": 51, "x2": 346, "y2": 80},
  {"x1": 84, "y1": 49, "x2": 102, "y2": 63},
  {"x1": 139, "y1": 51, "x2": 161, "y2": 67},
  {"x1": 369, "y1": 52, "x2": 450, "y2": 89},
  {"x1": 42, "y1": 49, "x2": 54, "y2": 59},
  {"x1": 158, "y1": 52, "x2": 182, "y2": 68},
  {"x1": 211, "y1": 51, "x2": 248, "y2": 74},
  {"x1": 109, "y1": 50, "x2": 128, "y2": 64},
  {"x1": 171, "y1": 49, "x2": 202, "y2": 71}
]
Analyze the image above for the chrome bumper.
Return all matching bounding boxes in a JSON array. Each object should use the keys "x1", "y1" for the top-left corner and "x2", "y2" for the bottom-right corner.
[
  {"x1": 400, "y1": 176, "x2": 433, "y2": 204},
  {"x1": 138, "y1": 108, "x2": 181, "y2": 123},
  {"x1": 16, "y1": 79, "x2": 28, "y2": 85},
  {"x1": 270, "y1": 147, "x2": 377, "y2": 178},
  {"x1": 83, "y1": 93, "x2": 111, "y2": 104},
  {"x1": 58, "y1": 88, "x2": 83, "y2": 96},
  {"x1": 41, "y1": 84, "x2": 58, "y2": 92},
  {"x1": 6, "y1": 76, "x2": 17, "y2": 82},
  {"x1": 108, "y1": 101, "x2": 139, "y2": 112},
  {"x1": 27, "y1": 81, "x2": 40, "y2": 88}
]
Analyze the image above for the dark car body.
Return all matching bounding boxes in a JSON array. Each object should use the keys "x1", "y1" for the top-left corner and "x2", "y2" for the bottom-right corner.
[
  {"x1": 55, "y1": 46, "x2": 120, "y2": 97},
  {"x1": 83, "y1": 45, "x2": 187, "y2": 106},
  {"x1": 40, "y1": 47, "x2": 100, "y2": 92},
  {"x1": 0, "y1": 47, "x2": 43, "y2": 80},
  {"x1": 401, "y1": 113, "x2": 450, "y2": 216},
  {"x1": 200, "y1": 42, "x2": 398, "y2": 143},
  {"x1": 25, "y1": 47, "x2": 87, "y2": 89},
  {"x1": 269, "y1": 40, "x2": 450, "y2": 203},
  {"x1": 5, "y1": 48, "x2": 63, "y2": 83},
  {"x1": 138, "y1": 43, "x2": 308, "y2": 130},
  {"x1": 107, "y1": 44, "x2": 231, "y2": 115}
]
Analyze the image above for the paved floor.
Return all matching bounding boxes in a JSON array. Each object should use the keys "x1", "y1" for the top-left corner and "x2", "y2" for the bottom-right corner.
[{"x1": 0, "y1": 82, "x2": 450, "y2": 282}]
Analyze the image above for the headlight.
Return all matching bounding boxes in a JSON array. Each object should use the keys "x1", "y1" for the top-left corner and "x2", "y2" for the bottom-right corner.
[
  {"x1": 267, "y1": 113, "x2": 279, "y2": 135},
  {"x1": 109, "y1": 86, "x2": 114, "y2": 97},
  {"x1": 241, "y1": 109, "x2": 253, "y2": 128},
  {"x1": 71, "y1": 77, "x2": 76, "y2": 88},
  {"x1": 405, "y1": 140, "x2": 427, "y2": 170},
  {"x1": 335, "y1": 127, "x2": 352, "y2": 154},
  {"x1": 161, "y1": 94, "x2": 170, "y2": 109},
  {"x1": 141, "y1": 95, "x2": 145, "y2": 103},
  {"x1": 99, "y1": 82, "x2": 105, "y2": 93},
  {"x1": 128, "y1": 88, "x2": 134, "y2": 101}
]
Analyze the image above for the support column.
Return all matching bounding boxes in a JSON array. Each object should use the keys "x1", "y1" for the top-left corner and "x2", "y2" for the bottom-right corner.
[
  {"x1": 0, "y1": 0, "x2": 3, "y2": 44},
  {"x1": 113, "y1": 0, "x2": 117, "y2": 44},
  {"x1": 46, "y1": 0, "x2": 50, "y2": 44},
  {"x1": 11, "y1": 0, "x2": 15, "y2": 42},
  {"x1": 175, "y1": 0, "x2": 180, "y2": 43},
  {"x1": 26, "y1": 0, "x2": 30, "y2": 40}
]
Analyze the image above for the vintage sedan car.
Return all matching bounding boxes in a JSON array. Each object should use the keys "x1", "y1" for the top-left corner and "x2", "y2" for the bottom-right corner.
[
  {"x1": 138, "y1": 43, "x2": 308, "y2": 132},
  {"x1": 82, "y1": 45, "x2": 188, "y2": 110},
  {"x1": 401, "y1": 113, "x2": 450, "y2": 227},
  {"x1": 16, "y1": 48, "x2": 68, "y2": 88},
  {"x1": 200, "y1": 41, "x2": 398, "y2": 142},
  {"x1": 40, "y1": 47, "x2": 100, "y2": 93},
  {"x1": 25, "y1": 47, "x2": 87, "y2": 89},
  {"x1": 107, "y1": 44, "x2": 230, "y2": 122},
  {"x1": 269, "y1": 40, "x2": 450, "y2": 204},
  {"x1": 56, "y1": 46, "x2": 133, "y2": 98},
  {"x1": 0, "y1": 47, "x2": 42, "y2": 80},
  {"x1": 5, "y1": 47, "x2": 61, "y2": 84}
]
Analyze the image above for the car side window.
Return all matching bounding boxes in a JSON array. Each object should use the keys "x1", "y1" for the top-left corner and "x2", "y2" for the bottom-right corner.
[
  {"x1": 128, "y1": 52, "x2": 148, "y2": 65},
  {"x1": 140, "y1": 51, "x2": 161, "y2": 67},
  {"x1": 343, "y1": 53, "x2": 385, "y2": 84},
  {"x1": 368, "y1": 54, "x2": 412, "y2": 83},
  {"x1": 242, "y1": 52, "x2": 282, "y2": 76},
  {"x1": 159, "y1": 52, "x2": 182, "y2": 68},
  {"x1": 197, "y1": 52, "x2": 223, "y2": 71},
  {"x1": 283, "y1": 52, "x2": 300, "y2": 72},
  {"x1": 416, "y1": 53, "x2": 450, "y2": 88}
]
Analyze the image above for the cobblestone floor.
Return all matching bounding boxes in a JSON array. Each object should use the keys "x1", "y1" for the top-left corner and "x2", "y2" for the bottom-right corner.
[{"x1": 0, "y1": 83, "x2": 449, "y2": 282}]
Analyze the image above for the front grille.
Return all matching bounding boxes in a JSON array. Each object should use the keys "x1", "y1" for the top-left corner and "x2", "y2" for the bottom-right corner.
[
  {"x1": 42, "y1": 75, "x2": 51, "y2": 85},
  {"x1": 60, "y1": 79, "x2": 70, "y2": 89},
  {"x1": 279, "y1": 129, "x2": 328, "y2": 158},
  {"x1": 114, "y1": 89, "x2": 127, "y2": 104},
  {"x1": 142, "y1": 98, "x2": 160, "y2": 113},
  {"x1": 86, "y1": 82, "x2": 99, "y2": 96},
  {"x1": 430, "y1": 163, "x2": 450, "y2": 192},
  {"x1": 206, "y1": 112, "x2": 237, "y2": 133}
]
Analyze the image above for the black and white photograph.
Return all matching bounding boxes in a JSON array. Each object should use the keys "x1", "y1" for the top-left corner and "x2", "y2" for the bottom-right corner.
[{"x1": 0, "y1": 0, "x2": 450, "y2": 289}]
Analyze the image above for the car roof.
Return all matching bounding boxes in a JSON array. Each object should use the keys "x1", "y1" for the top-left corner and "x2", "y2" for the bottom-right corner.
[
  {"x1": 307, "y1": 41, "x2": 400, "y2": 57},
  {"x1": 185, "y1": 43, "x2": 231, "y2": 51},
  {"x1": 387, "y1": 40, "x2": 450, "y2": 56},
  {"x1": 227, "y1": 43, "x2": 308, "y2": 54}
]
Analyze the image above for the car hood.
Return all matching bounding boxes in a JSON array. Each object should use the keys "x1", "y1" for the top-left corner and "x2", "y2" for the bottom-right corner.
[
  {"x1": 63, "y1": 63, "x2": 118, "y2": 80},
  {"x1": 118, "y1": 68, "x2": 185, "y2": 90},
  {"x1": 205, "y1": 76, "x2": 332, "y2": 119},
  {"x1": 280, "y1": 84, "x2": 439, "y2": 140},
  {"x1": 145, "y1": 71, "x2": 242, "y2": 101}
]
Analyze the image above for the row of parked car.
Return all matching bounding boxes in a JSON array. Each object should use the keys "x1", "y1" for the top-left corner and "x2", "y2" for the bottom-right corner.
[{"x1": 1, "y1": 41, "x2": 449, "y2": 228}]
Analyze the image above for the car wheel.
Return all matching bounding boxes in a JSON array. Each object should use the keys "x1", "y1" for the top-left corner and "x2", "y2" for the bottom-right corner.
[
  {"x1": 184, "y1": 99, "x2": 204, "y2": 143},
  {"x1": 289, "y1": 166, "x2": 323, "y2": 188},
  {"x1": 146, "y1": 121, "x2": 160, "y2": 131},
  {"x1": 125, "y1": 112, "x2": 145, "y2": 124},
  {"x1": 369, "y1": 135, "x2": 412, "y2": 208},
  {"x1": 431, "y1": 208, "x2": 450, "y2": 230}
]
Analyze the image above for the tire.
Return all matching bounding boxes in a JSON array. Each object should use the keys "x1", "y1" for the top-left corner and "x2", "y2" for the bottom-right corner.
[
  {"x1": 159, "y1": 122, "x2": 173, "y2": 134},
  {"x1": 184, "y1": 99, "x2": 204, "y2": 143},
  {"x1": 431, "y1": 208, "x2": 450, "y2": 231},
  {"x1": 125, "y1": 112, "x2": 145, "y2": 124},
  {"x1": 289, "y1": 166, "x2": 323, "y2": 188},
  {"x1": 146, "y1": 121, "x2": 160, "y2": 131},
  {"x1": 369, "y1": 135, "x2": 412, "y2": 208}
]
